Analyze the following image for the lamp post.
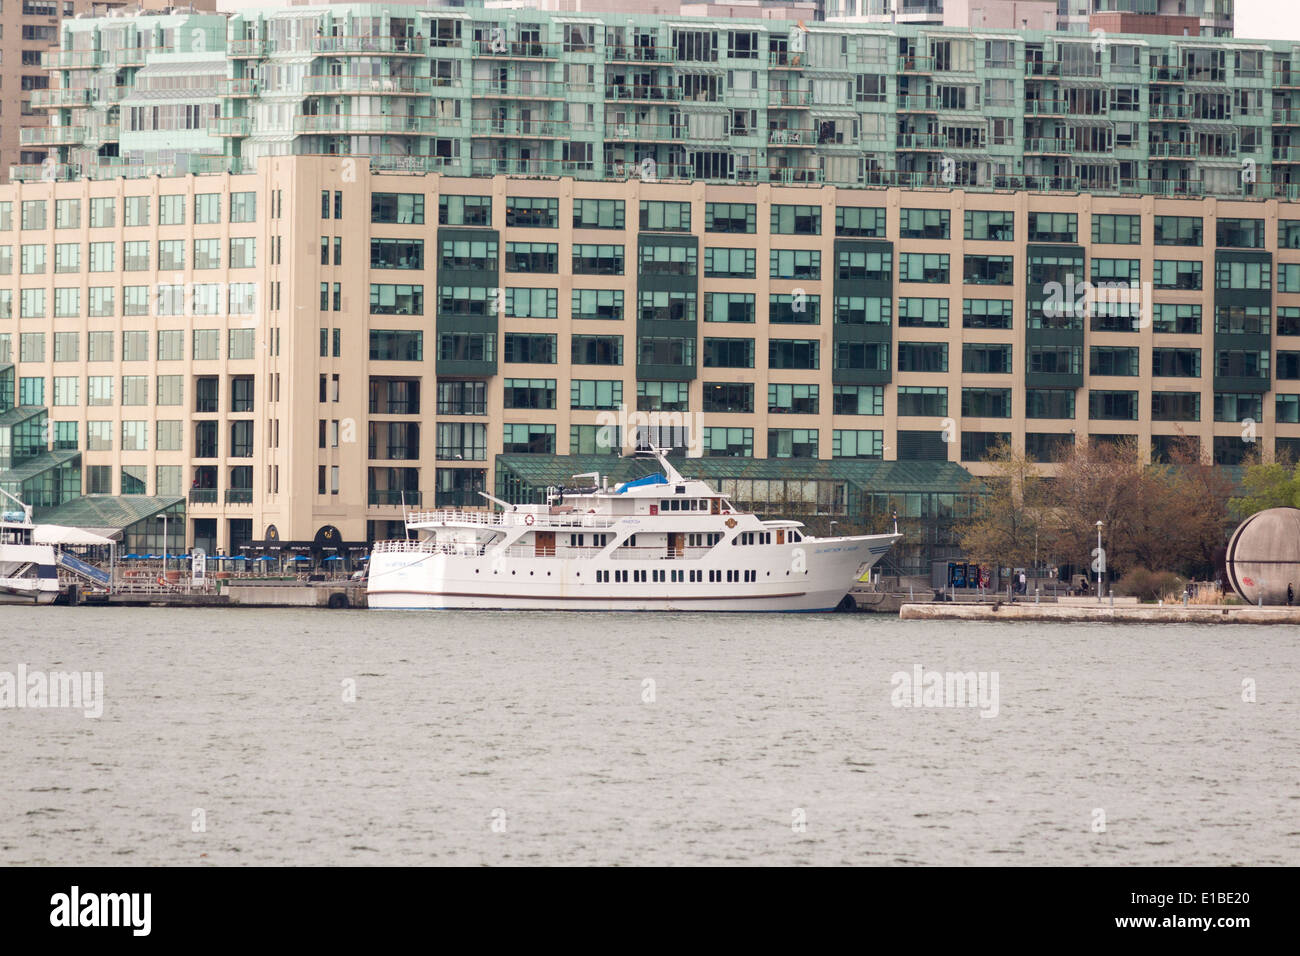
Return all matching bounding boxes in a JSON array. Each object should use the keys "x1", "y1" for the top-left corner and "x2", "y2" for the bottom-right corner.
[
  {"x1": 1095, "y1": 520, "x2": 1104, "y2": 605},
  {"x1": 158, "y1": 513, "x2": 168, "y2": 573}
]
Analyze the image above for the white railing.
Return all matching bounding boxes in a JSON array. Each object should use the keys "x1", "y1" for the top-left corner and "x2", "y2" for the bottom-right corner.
[
  {"x1": 371, "y1": 540, "x2": 715, "y2": 561},
  {"x1": 404, "y1": 509, "x2": 620, "y2": 530}
]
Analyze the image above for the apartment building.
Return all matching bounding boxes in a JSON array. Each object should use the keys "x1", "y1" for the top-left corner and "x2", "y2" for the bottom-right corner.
[
  {"x1": 0, "y1": 0, "x2": 216, "y2": 183},
  {"x1": 3, "y1": 155, "x2": 1300, "y2": 568},
  {"x1": 23, "y1": 6, "x2": 1275, "y2": 195}
]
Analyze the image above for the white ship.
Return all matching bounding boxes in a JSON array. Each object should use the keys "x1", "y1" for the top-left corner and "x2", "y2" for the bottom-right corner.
[
  {"x1": 367, "y1": 448, "x2": 901, "y2": 612},
  {"x1": 0, "y1": 488, "x2": 60, "y2": 605}
]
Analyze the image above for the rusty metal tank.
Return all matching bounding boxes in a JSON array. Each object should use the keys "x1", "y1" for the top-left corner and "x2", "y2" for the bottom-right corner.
[{"x1": 1224, "y1": 507, "x2": 1300, "y2": 605}]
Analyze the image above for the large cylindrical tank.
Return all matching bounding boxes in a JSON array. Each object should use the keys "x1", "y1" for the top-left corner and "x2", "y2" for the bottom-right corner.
[{"x1": 1225, "y1": 507, "x2": 1300, "y2": 605}]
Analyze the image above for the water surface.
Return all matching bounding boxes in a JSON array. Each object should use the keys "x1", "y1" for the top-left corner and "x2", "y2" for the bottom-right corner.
[{"x1": 1, "y1": 606, "x2": 1296, "y2": 865}]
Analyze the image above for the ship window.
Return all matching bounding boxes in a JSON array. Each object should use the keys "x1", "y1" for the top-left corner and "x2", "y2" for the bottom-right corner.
[{"x1": 676, "y1": 486, "x2": 686, "y2": 494}]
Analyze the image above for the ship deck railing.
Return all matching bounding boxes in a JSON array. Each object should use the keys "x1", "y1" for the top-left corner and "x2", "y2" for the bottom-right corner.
[
  {"x1": 373, "y1": 540, "x2": 715, "y2": 560},
  {"x1": 404, "y1": 509, "x2": 620, "y2": 530}
]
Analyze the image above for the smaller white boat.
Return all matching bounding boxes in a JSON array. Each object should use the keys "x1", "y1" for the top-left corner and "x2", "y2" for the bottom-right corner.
[{"x1": 0, "y1": 487, "x2": 60, "y2": 605}]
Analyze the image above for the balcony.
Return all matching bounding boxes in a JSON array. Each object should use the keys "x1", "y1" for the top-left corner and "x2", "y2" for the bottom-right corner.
[
  {"x1": 208, "y1": 116, "x2": 251, "y2": 137},
  {"x1": 222, "y1": 77, "x2": 260, "y2": 97},
  {"x1": 1272, "y1": 146, "x2": 1300, "y2": 162},
  {"x1": 369, "y1": 154, "x2": 457, "y2": 173},
  {"x1": 1150, "y1": 65, "x2": 1186, "y2": 83},
  {"x1": 896, "y1": 132, "x2": 947, "y2": 150},
  {"x1": 607, "y1": 45, "x2": 674, "y2": 63},
  {"x1": 19, "y1": 125, "x2": 85, "y2": 146},
  {"x1": 1149, "y1": 141, "x2": 1198, "y2": 158},
  {"x1": 470, "y1": 80, "x2": 567, "y2": 100},
  {"x1": 189, "y1": 488, "x2": 218, "y2": 504},
  {"x1": 896, "y1": 94, "x2": 940, "y2": 112},
  {"x1": 225, "y1": 488, "x2": 253, "y2": 504},
  {"x1": 472, "y1": 39, "x2": 559, "y2": 60},
  {"x1": 1023, "y1": 138, "x2": 1073, "y2": 155},
  {"x1": 768, "y1": 89, "x2": 810, "y2": 108},
  {"x1": 769, "y1": 51, "x2": 806, "y2": 69},
  {"x1": 310, "y1": 36, "x2": 426, "y2": 56},
  {"x1": 295, "y1": 114, "x2": 438, "y2": 135},
  {"x1": 301, "y1": 74, "x2": 434, "y2": 95},
  {"x1": 41, "y1": 49, "x2": 104, "y2": 70},
  {"x1": 28, "y1": 88, "x2": 90, "y2": 108},
  {"x1": 604, "y1": 122, "x2": 684, "y2": 142},
  {"x1": 1150, "y1": 103, "x2": 1190, "y2": 120},
  {"x1": 768, "y1": 129, "x2": 814, "y2": 147},
  {"x1": 1273, "y1": 108, "x2": 1300, "y2": 124},
  {"x1": 9, "y1": 162, "x2": 80, "y2": 182},
  {"x1": 470, "y1": 119, "x2": 565, "y2": 139},
  {"x1": 604, "y1": 84, "x2": 681, "y2": 103},
  {"x1": 898, "y1": 55, "x2": 935, "y2": 73},
  {"x1": 369, "y1": 489, "x2": 422, "y2": 506},
  {"x1": 230, "y1": 39, "x2": 268, "y2": 58}
]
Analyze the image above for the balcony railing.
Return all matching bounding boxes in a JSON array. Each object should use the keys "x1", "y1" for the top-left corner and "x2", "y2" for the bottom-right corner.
[
  {"x1": 189, "y1": 488, "x2": 218, "y2": 504},
  {"x1": 41, "y1": 49, "x2": 104, "y2": 69},
  {"x1": 369, "y1": 489, "x2": 423, "y2": 506},
  {"x1": 604, "y1": 85, "x2": 681, "y2": 102},
  {"x1": 472, "y1": 40, "x2": 559, "y2": 59},
  {"x1": 301, "y1": 74, "x2": 434, "y2": 95},
  {"x1": 19, "y1": 125, "x2": 85, "y2": 146},
  {"x1": 607, "y1": 45, "x2": 674, "y2": 63},
  {"x1": 225, "y1": 488, "x2": 253, "y2": 504},
  {"x1": 28, "y1": 88, "x2": 90, "y2": 108},
  {"x1": 470, "y1": 119, "x2": 565, "y2": 138},
  {"x1": 208, "y1": 116, "x2": 251, "y2": 137},
  {"x1": 471, "y1": 80, "x2": 568, "y2": 98},
  {"x1": 310, "y1": 36, "x2": 426, "y2": 56},
  {"x1": 369, "y1": 154, "x2": 457, "y2": 173},
  {"x1": 294, "y1": 114, "x2": 439, "y2": 135},
  {"x1": 9, "y1": 162, "x2": 80, "y2": 182}
]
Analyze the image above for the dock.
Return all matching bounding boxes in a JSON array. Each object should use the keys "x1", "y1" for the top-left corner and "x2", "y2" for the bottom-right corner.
[
  {"x1": 71, "y1": 581, "x2": 367, "y2": 609},
  {"x1": 899, "y1": 602, "x2": 1300, "y2": 624}
]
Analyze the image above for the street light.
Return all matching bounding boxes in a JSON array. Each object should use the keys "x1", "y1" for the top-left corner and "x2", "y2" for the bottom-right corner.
[
  {"x1": 158, "y1": 513, "x2": 168, "y2": 573},
  {"x1": 1095, "y1": 520, "x2": 1104, "y2": 604}
]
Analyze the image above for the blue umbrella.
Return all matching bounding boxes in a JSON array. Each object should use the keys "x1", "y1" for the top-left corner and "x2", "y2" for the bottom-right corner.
[
  {"x1": 257, "y1": 555, "x2": 275, "y2": 562},
  {"x1": 124, "y1": 554, "x2": 142, "y2": 560},
  {"x1": 324, "y1": 555, "x2": 342, "y2": 562},
  {"x1": 291, "y1": 555, "x2": 311, "y2": 562}
]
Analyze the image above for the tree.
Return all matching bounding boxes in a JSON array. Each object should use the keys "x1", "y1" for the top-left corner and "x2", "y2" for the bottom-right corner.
[
  {"x1": 1230, "y1": 457, "x2": 1300, "y2": 518},
  {"x1": 954, "y1": 442, "x2": 1049, "y2": 573}
]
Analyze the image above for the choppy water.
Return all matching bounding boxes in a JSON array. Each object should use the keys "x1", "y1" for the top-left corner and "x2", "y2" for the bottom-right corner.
[{"x1": 0, "y1": 606, "x2": 1297, "y2": 866}]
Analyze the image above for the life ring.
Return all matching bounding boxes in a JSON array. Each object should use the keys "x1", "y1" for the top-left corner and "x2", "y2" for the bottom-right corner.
[
  {"x1": 524, "y1": 514, "x2": 534, "y2": 526},
  {"x1": 157, "y1": 575, "x2": 168, "y2": 587}
]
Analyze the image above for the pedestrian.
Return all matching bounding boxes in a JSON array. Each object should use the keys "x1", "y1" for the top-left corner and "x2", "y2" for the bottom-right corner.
[
  {"x1": 1288, "y1": 583, "x2": 1294, "y2": 607},
  {"x1": 1018, "y1": 570, "x2": 1027, "y2": 595}
]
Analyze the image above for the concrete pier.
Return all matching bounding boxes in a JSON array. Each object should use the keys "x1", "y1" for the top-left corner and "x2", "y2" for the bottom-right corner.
[{"x1": 899, "y1": 602, "x2": 1300, "y2": 624}]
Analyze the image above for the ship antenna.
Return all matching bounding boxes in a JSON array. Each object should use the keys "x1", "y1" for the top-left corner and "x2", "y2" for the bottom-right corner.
[{"x1": 650, "y1": 443, "x2": 685, "y2": 484}]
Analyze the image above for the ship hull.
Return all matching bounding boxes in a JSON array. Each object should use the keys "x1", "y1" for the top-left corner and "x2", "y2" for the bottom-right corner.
[{"x1": 367, "y1": 534, "x2": 897, "y2": 612}]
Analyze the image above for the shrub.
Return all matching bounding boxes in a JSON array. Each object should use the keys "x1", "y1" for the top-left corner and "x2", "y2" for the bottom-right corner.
[{"x1": 1116, "y1": 567, "x2": 1183, "y2": 602}]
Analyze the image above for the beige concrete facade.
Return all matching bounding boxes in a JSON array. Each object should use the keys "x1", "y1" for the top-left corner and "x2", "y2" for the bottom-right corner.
[{"x1": 2, "y1": 154, "x2": 1299, "y2": 552}]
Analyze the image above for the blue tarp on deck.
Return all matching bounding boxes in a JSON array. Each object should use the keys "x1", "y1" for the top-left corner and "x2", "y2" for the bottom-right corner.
[{"x1": 615, "y1": 473, "x2": 668, "y2": 494}]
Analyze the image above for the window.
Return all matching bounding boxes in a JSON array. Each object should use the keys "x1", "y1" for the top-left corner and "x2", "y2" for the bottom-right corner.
[
  {"x1": 768, "y1": 339, "x2": 818, "y2": 370},
  {"x1": 1152, "y1": 392, "x2": 1201, "y2": 422},
  {"x1": 702, "y1": 338, "x2": 753, "y2": 368},
  {"x1": 1090, "y1": 346, "x2": 1140, "y2": 376},
  {"x1": 704, "y1": 247, "x2": 755, "y2": 278},
  {"x1": 833, "y1": 430, "x2": 883, "y2": 459},
  {"x1": 572, "y1": 335, "x2": 623, "y2": 365},
  {"x1": 963, "y1": 299, "x2": 1013, "y2": 329},
  {"x1": 836, "y1": 249, "x2": 891, "y2": 281},
  {"x1": 194, "y1": 238, "x2": 220, "y2": 270},
  {"x1": 157, "y1": 376, "x2": 183, "y2": 406},
  {"x1": 898, "y1": 342, "x2": 948, "y2": 373},
  {"x1": 769, "y1": 293, "x2": 819, "y2": 324},
  {"x1": 505, "y1": 242, "x2": 558, "y2": 273},
  {"x1": 159, "y1": 195, "x2": 185, "y2": 226},
  {"x1": 897, "y1": 386, "x2": 947, "y2": 417},
  {"x1": 372, "y1": 193, "x2": 425, "y2": 225},
  {"x1": 832, "y1": 385, "x2": 884, "y2": 416},
  {"x1": 195, "y1": 194, "x2": 221, "y2": 225},
  {"x1": 1153, "y1": 260, "x2": 1202, "y2": 290},
  {"x1": 768, "y1": 383, "x2": 818, "y2": 414},
  {"x1": 503, "y1": 333, "x2": 557, "y2": 364},
  {"x1": 20, "y1": 244, "x2": 45, "y2": 274},
  {"x1": 640, "y1": 201, "x2": 691, "y2": 231},
  {"x1": 638, "y1": 381, "x2": 690, "y2": 412},
  {"x1": 89, "y1": 197, "x2": 116, "y2": 229},
  {"x1": 704, "y1": 293, "x2": 755, "y2": 323},
  {"x1": 573, "y1": 244, "x2": 624, "y2": 276},
  {"x1": 899, "y1": 208, "x2": 949, "y2": 239},
  {"x1": 1154, "y1": 216, "x2": 1202, "y2": 246},
  {"x1": 89, "y1": 241, "x2": 113, "y2": 272},
  {"x1": 502, "y1": 379, "x2": 557, "y2": 410},
  {"x1": 702, "y1": 428, "x2": 753, "y2": 458},
  {"x1": 1026, "y1": 212, "x2": 1077, "y2": 243},
  {"x1": 123, "y1": 196, "x2": 150, "y2": 227},
  {"x1": 1153, "y1": 303, "x2": 1202, "y2": 334},
  {"x1": 771, "y1": 205, "x2": 820, "y2": 235},
  {"x1": 638, "y1": 290, "x2": 696, "y2": 323},
  {"x1": 438, "y1": 195, "x2": 491, "y2": 226},
  {"x1": 501, "y1": 423, "x2": 556, "y2": 455},
  {"x1": 369, "y1": 330, "x2": 424, "y2": 361},
  {"x1": 898, "y1": 298, "x2": 949, "y2": 327},
  {"x1": 228, "y1": 329, "x2": 256, "y2": 360},
  {"x1": 55, "y1": 199, "x2": 81, "y2": 230},
  {"x1": 572, "y1": 289, "x2": 624, "y2": 321},
  {"x1": 1216, "y1": 260, "x2": 1271, "y2": 291},
  {"x1": 54, "y1": 243, "x2": 78, "y2": 273},
  {"x1": 54, "y1": 331, "x2": 78, "y2": 362},
  {"x1": 570, "y1": 380, "x2": 623, "y2": 410},
  {"x1": 1216, "y1": 218, "x2": 1264, "y2": 248},
  {"x1": 768, "y1": 429, "x2": 818, "y2": 459},
  {"x1": 703, "y1": 383, "x2": 754, "y2": 414},
  {"x1": 123, "y1": 241, "x2": 150, "y2": 271},
  {"x1": 964, "y1": 210, "x2": 1014, "y2": 241},
  {"x1": 157, "y1": 330, "x2": 184, "y2": 361},
  {"x1": 504, "y1": 287, "x2": 557, "y2": 319},
  {"x1": 961, "y1": 388, "x2": 1012, "y2": 418},
  {"x1": 964, "y1": 255, "x2": 1013, "y2": 285},
  {"x1": 505, "y1": 197, "x2": 559, "y2": 229},
  {"x1": 192, "y1": 329, "x2": 219, "y2": 361},
  {"x1": 436, "y1": 422, "x2": 488, "y2": 461},
  {"x1": 369, "y1": 284, "x2": 423, "y2": 315},
  {"x1": 770, "y1": 249, "x2": 820, "y2": 280},
  {"x1": 1091, "y1": 214, "x2": 1140, "y2": 244},
  {"x1": 229, "y1": 192, "x2": 257, "y2": 223},
  {"x1": 89, "y1": 287, "x2": 113, "y2": 318},
  {"x1": 837, "y1": 207, "x2": 886, "y2": 238},
  {"x1": 705, "y1": 203, "x2": 755, "y2": 233},
  {"x1": 573, "y1": 199, "x2": 624, "y2": 230},
  {"x1": 964, "y1": 344, "x2": 1013, "y2": 374},
  {"x1": 229, "y1": 237, "x2": 256, "y2": 269},
  {"x1": 1089, "y1": 390, "x2": 1139, "y2": 420},
  {"x1": 1026, "y1": 390, "x2": 1075, "y2": 419},
  {"x1": 898, "y1": 253, "x2": 949, "y2": 283},
  {"x1": 158, "y1": 239, "x2": 184, "y2": 271},
  {"x1": 122, "y1": 376, "x2": 148, "y2": 407}
]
